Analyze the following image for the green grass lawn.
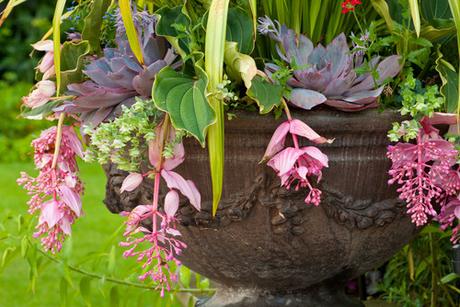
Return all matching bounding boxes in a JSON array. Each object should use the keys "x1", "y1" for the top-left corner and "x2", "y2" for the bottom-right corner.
[{"x1": 0, "y1": 163, "x2": 190, "y2": 307}]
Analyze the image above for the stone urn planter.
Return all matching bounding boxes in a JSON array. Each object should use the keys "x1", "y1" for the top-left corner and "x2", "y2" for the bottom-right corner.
[{"x1": 104, "y1": 108, "x2": 417, "y2": 307}]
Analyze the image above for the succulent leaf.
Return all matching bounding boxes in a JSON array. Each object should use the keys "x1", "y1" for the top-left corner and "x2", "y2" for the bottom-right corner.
[
  {"x1": 62, "y1": 11, "x2": 177, "y2": 127},
  {"x1": 261, "y1": 19, "x2": 402, "y2": 111}
]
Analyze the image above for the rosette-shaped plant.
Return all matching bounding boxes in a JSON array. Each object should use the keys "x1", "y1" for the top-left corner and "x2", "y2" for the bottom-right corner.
[
  {"x1": 259, "y1": 17, "x2": 401, "y2": 111},
  {"x1": 61, "y1": 12, "x2": 177, "y2": 127}
]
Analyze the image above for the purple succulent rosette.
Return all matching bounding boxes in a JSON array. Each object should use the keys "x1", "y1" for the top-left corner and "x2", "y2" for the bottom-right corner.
[
  {"x1": 259, "y1": 17, "x2": 401, "y2": 111},
  {"x1": 60, "y1": 12, "x2": 178, "y2": 127}
]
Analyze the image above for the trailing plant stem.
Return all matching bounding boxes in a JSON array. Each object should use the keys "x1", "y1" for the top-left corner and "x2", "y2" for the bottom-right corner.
[
  {"x1": 32, "y1": 241, "x2": 215, "y2": 294},
  {"x1": 152, "y1": 172, "x2": 161, "y2": 232},
  {"x1": 282, "y1": 99, "x2": 300, "y2": 149},
  {"x1": 51, "y1": 113, "x2": 66, "y2": 169}
]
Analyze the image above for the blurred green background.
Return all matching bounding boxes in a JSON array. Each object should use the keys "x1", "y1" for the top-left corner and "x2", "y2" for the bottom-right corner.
[
  {"x1": 0, "y1": 1, "x2": 459, "y2": 306},
  {"x1": 0, "y1": 2, "x2": 203, "y2": 306}
]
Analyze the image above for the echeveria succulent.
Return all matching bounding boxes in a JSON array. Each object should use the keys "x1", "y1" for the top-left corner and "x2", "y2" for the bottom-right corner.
[
  {"x1": 61, "y1": 12, "x2": 177, "y2": 127},
  {"x1": 259, "y1": 17, "x2": 401, "y2": 111}
]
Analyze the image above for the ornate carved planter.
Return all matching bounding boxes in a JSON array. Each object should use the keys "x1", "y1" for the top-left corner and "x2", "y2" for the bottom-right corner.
[{"x1": 104, "y1": 109, "x2": 417, "y2": 307}]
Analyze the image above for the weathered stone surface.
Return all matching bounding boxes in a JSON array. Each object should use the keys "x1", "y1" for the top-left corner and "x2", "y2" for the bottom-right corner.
[{"x1": 104, "y1": 108, "x2": 417, "y2": 307}]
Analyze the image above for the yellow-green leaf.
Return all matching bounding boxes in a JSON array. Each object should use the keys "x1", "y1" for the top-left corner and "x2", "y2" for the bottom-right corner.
[
  {"x1": 408, "y1": 0, "x2": 421, "y2": 37},
  {"x1": 371, "y1": 0, "x2": 394, "y2": 32},
  {"x1": 53, "y1": 0, "x2": 67, "y2": 96},
  {"x1": 205, "y1": 0, "x2": 230, "y2": 216},
  {"x1": 224, "y1": 42, "x2": 257, "y2": 89},
  {"x1": 119, "y1": 0, "x2": 144, "y2": 65}
]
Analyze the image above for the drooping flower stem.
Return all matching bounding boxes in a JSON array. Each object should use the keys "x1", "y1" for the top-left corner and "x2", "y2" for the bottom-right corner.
[
  {"x1": 51, "y1": 113, "x2": 66, "y2": 169},
  {"x1": 152, "y1": 172, "x2": 161, "y2": 232},
  {"x1": 282, "y1": 99, "x2": 300, "y2": 149}
]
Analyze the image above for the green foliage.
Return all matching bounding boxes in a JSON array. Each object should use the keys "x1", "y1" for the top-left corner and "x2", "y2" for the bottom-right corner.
[
  {"x1": 0, "y1": 163, "x2": 213, "y2": 306},
  {"x1": 85, "y1": 97, "x2": 161, "y2": 172},
  {"x1": 388, "y1": 119, "x2": 421, "y2": 142},
  {"x1": 0, "y1": 82, "x2": 51, "y2": 162},
  {"x1": 398, "y1": 70, "x2": 444, "y2": 118},
  {"x1": 247, "y1": 75, "x2": 284, "y2": 114},
  {"x1": 153, "y1": 66, "x2": 216, "y2": 146},
  {"x1": 81, "y1": 0, "x2": 111, "y2": 53},
  {"x1": 379, "y1": 226, "x2": 460, "y2": 306},
  {"x1": 0, "y1": 0, "x2": 53, "y2": 83}
]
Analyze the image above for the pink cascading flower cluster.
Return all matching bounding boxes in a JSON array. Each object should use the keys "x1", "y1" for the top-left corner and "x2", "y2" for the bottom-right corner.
[
  {"x1": 119, "y1": 122, "x2": 200, "y2": 295},
  {"x1": 17, "y1": 126, "x2": 84, "y2": 253},
  {"x1": 263, "y1": 118, "x2": 331, "y2": 206},
  {"x1": 387, "y1": 119, "x2": 460, "y2": 227}
]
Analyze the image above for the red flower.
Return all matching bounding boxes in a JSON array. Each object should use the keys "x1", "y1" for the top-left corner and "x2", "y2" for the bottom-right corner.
[{"x1": 342, "y1": 0, "x2": 362, "y2": 14}]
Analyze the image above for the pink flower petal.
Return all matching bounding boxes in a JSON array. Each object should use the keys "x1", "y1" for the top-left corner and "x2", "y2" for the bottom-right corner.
[
  {"x1": 63, "y1": 126, "x2": 84, "y2": 158},
  {"x1": 58, "y1": 185, "x2": 82, "y2": 216},
  {"x1": 60, "y1": 216, "x2": 72, "y2": 235},
  {"x1": 289, "y1": 119, "x2": 332, "y2": 144},
  {"x1": 120, "y1": 173, "x2": 143, "y2": 193},
  {"x1": 148, "y1": 142, "x2": 161, "y2": 170},
  {"x1": 39, "y1": 200, "x2": 63, "y2": 228},
  {"x1": 302, "y1": 146, "x2": 329, "y2": 167},
  {"x1": 161, "y1": 170, "x2": 201, "y2": 211},
  {"x1": 455, "y1": 206, "x2": 460, "y2": 220},
  {"x1": 165, "y1": 228, "x2": 181, "y2": 236},
  {"x1": 267, "y1": 147, "x2": 304, "y2": 176},
  {"x1": 164, "y1": 190, "x2": 180, "y2": 218},
  {"x1": 32, "y1": 40, "x2": 54, "y2": 51},
  {"x1": 38, "y1": 52, "x2": 55, "y2": 76},
  {"x1": 163, "y1": 142, "x2": 185, "y2": 171},
  {"x1": 262, "y1": 121, "x2": 290, "y2": 161}
]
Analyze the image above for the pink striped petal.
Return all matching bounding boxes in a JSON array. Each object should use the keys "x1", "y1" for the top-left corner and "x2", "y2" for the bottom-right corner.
[
  {"x1": 60, "y1": 216, "x2": 72, "y2": 235},
  {"x1": 39, "y1": 200, "x2": 63, "y2": 228},
  {"x1": 289, "y1": 119, "x2": 332, "y2": 144},
  {"x1": 120, "y1": 173, "x2": 143, "y2": 193},
  {"x1": 161, "y1": 170, "x2": 201, "y2": 211},
  {"x1": 302, "y1": 146, "x2": 329, "y2": 167},
  {"x1": 267, "y1": 147, "x2": 304, "y2": 176},
  {"x1": 262, "y1": 121, "x2": 290, "y2": 161},
  {"x1": 164, "y1": 190, "x2": 180, "y2": 218},
  {"x1": 58, "y1": 185, "x2": 82, "y2": 216},
  {"x1": 63, "y1": 126, "x2": 84, "y2": 158}
]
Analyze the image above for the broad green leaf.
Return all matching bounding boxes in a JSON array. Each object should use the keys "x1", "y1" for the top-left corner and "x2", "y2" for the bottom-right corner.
[
  {"x1": 436, "y1": 49, "x2": 459, "y2": 113},
  {"x1": 109, "y1": 286, "x2": 120, "y2": 307},
  {"x1": 119, "y1": 0, "x2": 144, "y2": 65},
  {"x1": 421, "y1": 0, "x2": 452, "y2": 22},
  {"x1": 79, "y1": 277, "x2": 92, "y2": 306},
  {"x1": 107, "y1": 245, "x2": 116, "y2": 276},
  {"x1": 20, "y1": 236, "x2": 28, "y2": 258},
  {"x1": 205, "y1": 0, "x2": 229, "y2": 215},
  {"x1": 179, "y1": 266, "x2": 191, "y2": 288},
  {"x1": 60, "y1": 40, "x2": 91, "y2": 92},
  {"x1": 155, "y1": 5, "x2": 191, "y2": 58},
  {"x1": 448, "y1": 0, "x2": 460, "y2": 116},
  {"x1": 60, "y1": 277, "x2": 69, "y2": 307},
  {"x1": 421, "y1": 25, "x2": 456, "y2": 41},
  {"x1": 371, "y1": 0, "x2": 394, "y2": 32},
  {"x1": 224, "y1": 42, "x2": 257, "y2": 89},
  {"x1": 53, "y1": 0, "x2": 67, "y2": 96},
  {"x1": 247, "y1": 76, "x2": 284, "y2": 114},
  {"x1": 21, "y1": 100, "x2": 62, "y2": 120},
  {"x1": 408, "y1": 0, "x2": 421, "y2": 37},
  {"x1": 1, "y1": 247, "x2": 17, "y2": 270},
  {"x1": 248, "y1": 0, "x2": 257, "y2": 38},
  {"x1": 226, "y1": 7, "x2": 254, "y2": 54},
  {"x1": 153, "y1": 66, "x2": 215, "y2": 145},
  {"x1": 441, "y1": 273, "x2": 460, "y2": 284},
  {"x1": 82, "y1": 0, "x2": 111, "y2": 53}
]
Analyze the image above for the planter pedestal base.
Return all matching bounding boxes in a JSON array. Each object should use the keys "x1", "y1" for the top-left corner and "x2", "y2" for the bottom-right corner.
[{"x1": 197, "y1": 284, "x2": 363, "y2": 307}]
